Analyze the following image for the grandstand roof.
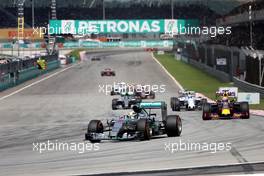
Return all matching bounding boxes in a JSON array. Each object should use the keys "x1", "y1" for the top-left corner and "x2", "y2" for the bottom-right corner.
[{"x1": 2, "y1": 0, "x2": 253, "y2": 14}]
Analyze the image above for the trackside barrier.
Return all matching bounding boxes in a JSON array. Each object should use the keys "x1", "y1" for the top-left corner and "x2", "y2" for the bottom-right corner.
[
  {"x1": 176, "y1": 42, "x2": 264, "y2": 93},
  {"x1": 44, "y1": 60, "x2": 60, "y2": 72},
  {"x1": 189, "y1": 59, "x2": 230, "y2": 82},
  {"x1": 0, "y1": 40, "x2": 174, "y2": 49},
  {"x1": 16, "y1": 67, "x2": 40, "y2": 84},
  {"x1": 71, "y1": 57, "x2": 76, "y2": 63},
  {"x1": 0, "y1": 74, "x2": 12, "y2": 91},
  {"x1": 17, "y1": 60, "x2": 60, "y2": 84},
  {"x1": 233, "y1": 77, "x2": 264, "y2": 98},
  {"x1": 0, "y1": 60, "x2": 60, "y2": 92}
]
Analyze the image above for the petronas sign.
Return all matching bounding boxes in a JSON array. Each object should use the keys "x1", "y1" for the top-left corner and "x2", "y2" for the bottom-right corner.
[{"x1": 49, "y1": 19, "x2": 198, "y2": 34}]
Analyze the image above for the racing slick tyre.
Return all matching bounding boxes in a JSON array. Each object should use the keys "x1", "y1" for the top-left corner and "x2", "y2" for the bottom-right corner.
[
  {"x1": 86, "y1": 120, "x2": 104, "y2": 143},
  {"x1": 101, "y1": 72, "x2": 104, "y2": 76},
  {"x1": 112, "y1": 72, "x2": 116, "y2": 76},
  {"x1": 166, "y1": 115, "x2": 182, "y2": 137},
  {"x1": 240, "y1": 102, "x2": 250, "y2": 119},
  {"x1": 202, "y1": 103, "x2": 212, "y2": 120},
  {"x1": 121, "y1": 102, "x2": 126, "y2": 109},
  {"x1": 137, "y1": 118, "x2": 151, "y2": 140},
  {"x1": 201, "y1": 98, "x2": 208, "y2": 108},
  {"x1": 112, "y1": 99, "x2": 118, "y2": 110},
  {"x1": 202, "y1": 98, "x2": 207, "y2": 103},
  {"x1": 170, "y1": 97, "x2": 180, "y2": 111}
]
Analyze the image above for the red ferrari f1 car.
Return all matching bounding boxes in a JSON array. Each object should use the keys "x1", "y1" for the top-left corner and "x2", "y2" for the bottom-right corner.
[{"x1": 101, "y1": 68, "x2": 116, "y2": 76}]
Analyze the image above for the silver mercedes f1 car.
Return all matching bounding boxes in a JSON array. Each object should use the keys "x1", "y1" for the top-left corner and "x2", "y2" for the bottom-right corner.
[{"x1": 85, "y1": 101, "x2": 182, "y2": 143}]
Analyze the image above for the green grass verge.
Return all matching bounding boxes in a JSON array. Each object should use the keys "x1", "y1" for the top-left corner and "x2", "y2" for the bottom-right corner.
[
  {"x1": 154, "y1": 52, "x2": 264, "y2": 110},
  {"x1": 250, "y1": 99, "x2": 264, "y2": 110}
]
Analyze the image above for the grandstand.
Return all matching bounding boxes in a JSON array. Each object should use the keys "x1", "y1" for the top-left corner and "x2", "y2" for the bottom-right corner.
[
  {"x1": 0, "y1": 5, "x2": 219, "y2": 28},
  {"x1": 183, "y1": 0, "x2": 264, "y2": 86},
  {"x1": 0, "y1": 0, "x2": 263, "y2": 86},
  {"x1": 226, "y1": 0, "x2": 264, "y2": 16},
  {"x1": 209, "y1": 0, "x2": 264, "y2": 50},
  {"x1": 0, "y1": 0, "x2": 248, "y2": 28}
]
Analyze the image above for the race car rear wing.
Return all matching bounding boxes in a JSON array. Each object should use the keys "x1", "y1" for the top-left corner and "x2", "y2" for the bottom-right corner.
[
  {"x1": 179, "y1": 90, "x2": 196, "y2": 96},
  {"x1": 215, "y1": 89, "x2": 237, "y2": 102},
  {"x1": 139, "y1": 102, "x2": 166, "y2": 109},
  {"x1": 217, "y1": 87, "x2": 238, "y2": 98},
  {"x1": 139, "y1": 101, "x2": 167, "y2": 121},
  {"x1": 216, "y1": 91, "x2": 236, "y2": 98}
]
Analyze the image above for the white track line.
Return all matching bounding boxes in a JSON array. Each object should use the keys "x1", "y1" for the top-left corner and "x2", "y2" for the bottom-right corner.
[
  {"x1": 0, "y1": 64, "x2": 78, "y2": 101},
  {"x1": 151, "y1": 52, "x2": 184, "y2": 90}
]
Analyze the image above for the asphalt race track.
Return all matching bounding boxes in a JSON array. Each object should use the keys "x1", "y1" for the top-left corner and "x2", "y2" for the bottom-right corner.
[{"x1": 0, "y1": 51, "x2": 264, "y2": 176}]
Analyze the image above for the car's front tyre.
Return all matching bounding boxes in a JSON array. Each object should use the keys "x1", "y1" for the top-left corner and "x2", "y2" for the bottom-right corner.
[
  {"x1": 171, "y1": 97, "x2": 181, "y2": 111},
  {"x1": 112, "y1": 99, "x2": 118, "y2": 110},
  {"x1": 137, "y1": 118, "x2": 151, "y2": 140},
  {"x1": 202, "y1": 103, "x2": 212, "y2": 120},
  {"x1": 86, "y1": 120, "x2": 104, "y2": 143}
]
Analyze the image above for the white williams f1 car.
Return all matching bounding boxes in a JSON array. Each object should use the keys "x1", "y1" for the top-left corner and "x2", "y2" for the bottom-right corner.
[{"x1": 171, "y1": 90, "x2": 207, "y2": 111}]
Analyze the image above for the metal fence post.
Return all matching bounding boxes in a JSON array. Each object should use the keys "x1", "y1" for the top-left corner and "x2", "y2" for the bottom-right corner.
[
  {"x1": 230, "y1": 48, "x2": 234, "y2": 81},
  {"x1": 205, "y1": 45, "x2": 208, "y2": 65},
  {"x1": 212, "y1": 45, "x2": 215, "y2": 69}
]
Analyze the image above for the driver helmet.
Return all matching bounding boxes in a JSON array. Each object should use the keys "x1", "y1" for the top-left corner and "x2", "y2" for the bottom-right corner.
[{"x1": 222, "y1": 96, "x2": 229, "y2": 102}]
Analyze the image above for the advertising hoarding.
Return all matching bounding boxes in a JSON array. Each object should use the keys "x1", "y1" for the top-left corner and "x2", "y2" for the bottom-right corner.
[
  {"x1": 0, "y1": 28, "x2": 43, "y2": 40},
  {"x1": 238, "y1": 93, "x2": 260, "y2": 104},
  {"x1": 49, "y1": 19, "x2": 199, "y2": 35}
]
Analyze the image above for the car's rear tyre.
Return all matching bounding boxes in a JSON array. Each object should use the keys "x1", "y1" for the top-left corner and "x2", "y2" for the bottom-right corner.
[
  {"x1": 121, "y1": 102, "x2": 126, "y2": 109},
  {"x1": 166, "y1": 115, "x2": 182, "y2": 137},
  {"x1": 86, "y1": 120, "x2": 104, "y2": 143},
  {"x1": 137, "y1": 118, "x2": 151, "y2": 140},
  {"x1": 112, "y1": 99, "x2": 118, "y2": 110},
  {"x1": 201, "y1": 98, "x2": 207, "y2": 107},
  {"x1": 202, "y1": 103, "x2": 212, "y2": 120},
  {"x1": 171, "y1": 97, "x2": 180, "y2": 111},
  {"x1": 240, "y1": 102, "x2": 250, "y2": 119}
]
